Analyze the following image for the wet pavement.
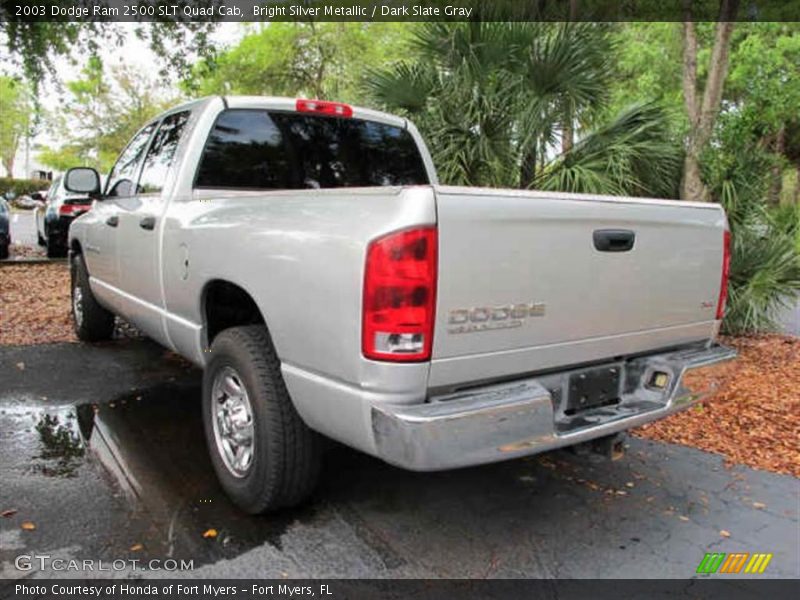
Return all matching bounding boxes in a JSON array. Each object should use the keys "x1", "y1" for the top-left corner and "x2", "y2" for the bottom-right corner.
[{"x1": 0, "y1": 340, "x2": 798, "y2": 579}]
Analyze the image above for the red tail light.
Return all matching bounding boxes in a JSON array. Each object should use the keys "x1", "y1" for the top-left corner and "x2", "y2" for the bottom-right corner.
[
  {"x1": 363, "y1": 227, "x2": 437, "y2": 362},
  {"x1": 59, "y1": 204, "x2": 89, "y2": 217},
  {"x1": 716, "y1": 230, "x2": 732, "y2": 320},
  {"x1": 296, "y1": 99, "x2": 353, "y2": 118}
]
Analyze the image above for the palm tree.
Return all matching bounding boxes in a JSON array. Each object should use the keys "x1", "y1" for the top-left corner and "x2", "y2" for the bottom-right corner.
[{"x1": 365, "y1": 22, "x2": 681, "y2": 197}]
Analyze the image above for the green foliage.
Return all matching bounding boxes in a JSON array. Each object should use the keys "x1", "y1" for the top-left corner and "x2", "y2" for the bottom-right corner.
[
  {"x1": 367, "y1": 22, "x2": 679, "y2": 198},
  {"x1": 0, "y1": 76, "x2": 32, "y2": 176},
  {"x1": 727, "y1": 24, "x2": 800, "y2": 135},
  {"x1": 0, "y1": 177, "x2": 49, "y2": 197},
  {"x1": 184, "y1": 23, "x2": 411, "y2": 104},
  {"x1": 0, "y1": 1, "x2": 217, "y2": 90},
  {"x1": 725, "y1": 221, "x2": 800, "y2": 334},
  {"x1": 704, "y1": 111, "x2": 800, "y2": 334},
  {"x1": 38, "y1": 58, "x2": 178, "y2": 173},
  {"x1": 606, "y1": 24, "x2": 684, "y2": 124},
  {"x1": 538, "y1": 103, "x2": 682, "y2": 198}
]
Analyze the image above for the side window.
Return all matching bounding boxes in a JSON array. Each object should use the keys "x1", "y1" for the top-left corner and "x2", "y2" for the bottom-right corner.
[
  {"x1": 105, "y1": 123, "x2": 156, "y2": 198},
  {"x1": 137, "y1": 111, "x2": 190, "y2": 195}
]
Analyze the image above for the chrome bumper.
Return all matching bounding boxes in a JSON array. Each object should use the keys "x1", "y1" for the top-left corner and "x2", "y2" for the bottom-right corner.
[{"x1": 372, "y1": 344, "x2": 736, "y2": 471}]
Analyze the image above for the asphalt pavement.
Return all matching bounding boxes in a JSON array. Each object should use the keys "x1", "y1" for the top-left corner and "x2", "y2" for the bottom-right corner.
[{"x1": 0, "y1": 340, "x2": 797, "y2": 580}]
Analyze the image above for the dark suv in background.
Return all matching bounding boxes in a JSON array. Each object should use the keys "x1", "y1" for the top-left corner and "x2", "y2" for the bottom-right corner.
[
  {"x1": 34, "y1": 176, "x2": 93, "y2": 257},
  {"x1": 0, "y1": 197, "x2": 10, "y2": 259}
]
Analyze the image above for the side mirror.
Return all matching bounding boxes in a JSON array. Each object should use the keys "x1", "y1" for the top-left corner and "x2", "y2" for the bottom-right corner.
[
  {"x1": 64, "y1": 167, "x2": 101, "y2": 196},
  {"x1": 30, "y1": 192, "x2": 43, "y2": 201}
]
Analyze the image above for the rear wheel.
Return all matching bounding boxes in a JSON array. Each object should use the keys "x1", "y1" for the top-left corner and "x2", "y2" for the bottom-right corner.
[
  {"x1": 71, "y1": 254, "x2": 115, "y2": 341},
  {"x1": 203, "y1": 326, "x2": 321, "y2": 513}
]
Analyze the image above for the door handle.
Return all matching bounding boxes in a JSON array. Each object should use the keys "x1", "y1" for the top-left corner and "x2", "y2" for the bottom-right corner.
[
  {"x1": 105, "y1": 215, "x2": 118, "y2": 228},
  {"x1": 139, "y1": 216, "x2": 156, "y2": 231},
  {"x1": 593, "y1": 229, "x2": 635, "y2": 252}
]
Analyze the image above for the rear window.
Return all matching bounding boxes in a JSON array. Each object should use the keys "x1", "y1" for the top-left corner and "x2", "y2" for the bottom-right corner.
[{"x1": 195, "y1": 109, "x2": 429, "y2": 190}]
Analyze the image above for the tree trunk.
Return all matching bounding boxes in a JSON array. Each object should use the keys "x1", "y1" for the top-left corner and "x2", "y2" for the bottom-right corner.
[
  {"x1": 562, "y1": 103, "x2": 574, "y2": 154},
  {"x1": 680, "y1": 0, "x2": 739, "y2": 201},
  {"x1": 768, "y1": 125, "x2": 786, "y2": 206},
  {"x1": 569, "y1": 0, "x2": 579, "y2": 20},
  {"x1": 2, "y1": 156, "x2": 14, "y2": 178},
  {"x1": 520, "y1": 147, "x2": 537, "y2": 189}
]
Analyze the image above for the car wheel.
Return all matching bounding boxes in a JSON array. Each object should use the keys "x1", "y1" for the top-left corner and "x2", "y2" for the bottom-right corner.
[
  {"x1": 0, "y1": 243, "x2": 8, "y2": 260},
  {"x1": 203, "y1": 325, "x2": 321, "y2": 513},
  {"x1": 71, "y1": 254, "x2": 115, "y2": 341}
]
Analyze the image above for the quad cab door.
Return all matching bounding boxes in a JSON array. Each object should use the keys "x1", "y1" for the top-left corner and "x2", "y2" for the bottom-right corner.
[
  {"x1": 86, "y1": 124, "x2": 156, "y2": 296},
  {"x1": 115, "y1": 110, "x2": 191, "y2": 345}
]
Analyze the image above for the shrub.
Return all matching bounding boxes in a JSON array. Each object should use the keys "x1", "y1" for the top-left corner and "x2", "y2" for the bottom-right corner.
[
  {"x1": 704, "y1": 116, "x2": 800, "y2": 334},
  {"x1": 0, "y1": 177, "x2": 50, "y2": 198}
]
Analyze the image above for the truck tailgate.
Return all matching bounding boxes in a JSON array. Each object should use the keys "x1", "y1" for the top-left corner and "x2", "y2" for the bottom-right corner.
[{"x1": 430, "y1": 186, "x2": 727, "y2": 388}]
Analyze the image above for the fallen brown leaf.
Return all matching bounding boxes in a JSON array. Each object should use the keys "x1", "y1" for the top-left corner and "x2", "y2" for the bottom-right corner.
[
  {"x1": 753, "y1": 502, "x2": 766, "y2": 510},
  {"x1": 0, "y1": 263, "x2": 141, "y2": 345},
  {"x1": 130, "y1": 543, "x2": 143, "y2": 552},
  {"x1": 202, "y1": 528, "x2": 218, "y2": 539},
  {"x1": 21, "y1": 522, "x2": 36, "y2": 531},
  {"x1": 1, "y1": 509, "x2": 18, "y2": 518},
  {"x1": 635, "y1": 335, "x2": 800, "y2": 478},
  {"x1": 720, "y1": 530, "x2": 731, "y2": 538}
]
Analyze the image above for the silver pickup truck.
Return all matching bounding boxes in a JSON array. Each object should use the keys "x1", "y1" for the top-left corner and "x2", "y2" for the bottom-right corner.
[{"x1": 66, "y1": 96, "x2": 736, "y2": 513}]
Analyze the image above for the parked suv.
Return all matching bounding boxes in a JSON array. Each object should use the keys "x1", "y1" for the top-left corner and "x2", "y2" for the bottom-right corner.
[{"x1": 35, "y1": 176, "x2": 93, "y2": 257}]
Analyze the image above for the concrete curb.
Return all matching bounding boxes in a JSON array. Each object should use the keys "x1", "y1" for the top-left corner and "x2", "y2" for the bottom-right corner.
[{"x1": 0, "y1": 257, "x2": 67, "y2": 266}]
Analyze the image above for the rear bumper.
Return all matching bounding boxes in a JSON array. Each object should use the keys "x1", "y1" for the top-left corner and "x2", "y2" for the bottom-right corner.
[{"x1": 372, "y1": 343, "x2": 736, "y2": 471}]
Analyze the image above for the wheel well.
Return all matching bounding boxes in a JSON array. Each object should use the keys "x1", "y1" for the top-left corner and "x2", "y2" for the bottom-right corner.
[
  {"x1": 203, "y1": 281, "x2": 265, "y2": 346},
  {"x1": 70, "y1": 239, "x2": 82, "y2": 255}
]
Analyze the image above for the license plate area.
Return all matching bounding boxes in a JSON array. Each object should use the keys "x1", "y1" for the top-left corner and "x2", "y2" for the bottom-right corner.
[{"x1": 565, "y1": 365, "x2": 621, "y2": 415}]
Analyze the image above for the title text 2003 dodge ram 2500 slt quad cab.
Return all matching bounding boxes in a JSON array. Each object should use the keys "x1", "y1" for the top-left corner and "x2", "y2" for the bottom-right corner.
[{"x1": 64, "y1": 96, "x2": 736, "y2": 513}]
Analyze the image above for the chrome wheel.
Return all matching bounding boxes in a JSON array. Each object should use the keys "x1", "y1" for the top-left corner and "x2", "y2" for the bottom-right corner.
[
  {"x1": 73, "y1": 284, "x2": 84, "y2": 329},
  {"x1": 211, "y1": 366, "x2": 255, "y2": 477}
]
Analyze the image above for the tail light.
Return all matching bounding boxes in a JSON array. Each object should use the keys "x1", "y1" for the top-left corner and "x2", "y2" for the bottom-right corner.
[
  {"x1": 59, "y1": 204, "x2": 89, "y2": 217},
  {"x1": 296, "y1": 99, "x2": 353, "y2": 118},
  {"x1": 716, "y1": 230, "x2": 732, "y2": 320},
  {"x1": 362, "y1": 227, "x2": 437, "y2": 362}
]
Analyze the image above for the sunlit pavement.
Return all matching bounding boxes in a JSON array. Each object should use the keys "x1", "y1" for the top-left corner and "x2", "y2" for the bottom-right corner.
[{"x1": 0, "y1": 340, "x2": 798, "y2": 580}]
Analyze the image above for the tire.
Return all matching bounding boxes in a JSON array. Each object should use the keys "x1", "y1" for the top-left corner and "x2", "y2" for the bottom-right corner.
[
  {"x1": 37, "y1": 231, "x2": 46, "y2": 246},
  {"x1": 71, "y1": 254, "x2": 115, "y2": 341},
  {"x1": 0, "y1": 243, "x2": 8, "y2": 260},
  {"x1": 203, "y1": 325, "x2": 321, "y2": 513}
]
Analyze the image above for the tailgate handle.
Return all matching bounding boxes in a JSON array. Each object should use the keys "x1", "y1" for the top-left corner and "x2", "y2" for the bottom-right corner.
[{"x1": 593, "y1": 229, "x2": 635, "y2": 252}]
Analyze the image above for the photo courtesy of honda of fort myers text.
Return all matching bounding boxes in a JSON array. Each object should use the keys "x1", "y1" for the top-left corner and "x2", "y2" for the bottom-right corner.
[{"x1": 0, "y1": 1, "x2": 799, "y2": 599}]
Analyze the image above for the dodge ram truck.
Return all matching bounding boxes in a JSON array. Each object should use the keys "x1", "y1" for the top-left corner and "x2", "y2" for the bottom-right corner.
[{"x1": 65, "y1": 96, "x2": 736, "y2": 513}]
